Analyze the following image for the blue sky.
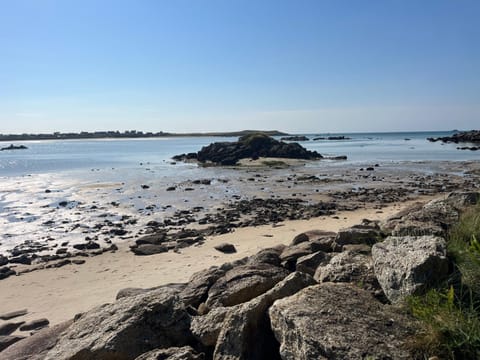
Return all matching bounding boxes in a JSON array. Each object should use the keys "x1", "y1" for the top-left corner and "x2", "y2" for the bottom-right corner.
[{"x1": 1, "y1": 0, "x2": 479, "y2": 133}]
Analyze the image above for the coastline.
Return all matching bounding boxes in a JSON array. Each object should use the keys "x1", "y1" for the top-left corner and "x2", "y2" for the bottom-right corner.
[{"x1": 0, "y1": 199, "x2": 432, "y2": 328}]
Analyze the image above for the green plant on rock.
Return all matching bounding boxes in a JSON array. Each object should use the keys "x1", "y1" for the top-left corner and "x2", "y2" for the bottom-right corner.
[{"x1": 408, "y1": 203, "x2": 480, "y2": 359}]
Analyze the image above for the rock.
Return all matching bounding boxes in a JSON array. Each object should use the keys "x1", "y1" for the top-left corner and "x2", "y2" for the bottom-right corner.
[
  {"x1": 73, "y1": 241, "x2": 100, "y2": 251},
  {"x1": 205, "y1": 263, "x2": 289, "y2": 309},
  {"x1": 0, "y1": 321, "x2": 73, "y2": 360},
  {"x1": 135, "y1": 232, "x2": 167, "y2": 246},
  {"x1": 131, "y1": 244, "x2": 168, "y2": 256},
  {"x1": 427, "y1": 130, "x2": 480, "y2": 144},
  {"x1": 0, "y1": 255, "x2": 7, "y2": 266},
  {"x1": 183, "y1": 134, "x2": 322, "y2": 166},
  {"x1": 180, "y1": 267, "x2": 226, "y2": 308},
  {"x1": 19, "y1": 318, "x2": 50, "y2": 332},
  {"x1": 0, "y1": 322, "x2": 25, "y2": 336},
  {"x1": 0, "y1": 266, "x2": 16, "y2": 280},
  {"x1": 166, "y1": 186, "x2": 177, "y2": 191},
  {"x1": 44, "y1": 288, "x2": 192, "y2": 360},
  {"x1": 444, "y1": 191, "x2": 480, "y2": 209},
  {"x1": 116, "y1": 284, "x2": 186, "y2": 301},
  {"x1": 0, "y1": 144, "x2": 28, "y2": 151},
  {"x1": 191, "y1": 306, "x2": 231, "y2": 347},
  {"x1": 290, "y1": 230, "x2": 337, "y2": 247},
  {"x1": 0, "y1": 335, "x2": 26, "y2": 352},
  {"x1": 269, "y1": 283, "x2": 414, "y2": 360},
  {"x1": 280, "y1": 240, "x2": 334, "y2": 271},
  {"x1": 246, "y1": 247, "x2": 284, "y2": 267},
  {"x1": 0, "y1": 309, "x2": 28, "y2": 320},
  {"x1": 214, "y1": 243, "x2": 237, "y2": 254},
  {"x1": 335, "y1": 226, "x2": 382, "y2": 246},
  {"x1": 213, "y1": 272, "x2": 316, "y2": 360},
  {"x1": 372, "y1": 235, "x2": 449, "y2": 303},
  {"x1": 295, "y1": 251, "x2": 331, "y2": 276},
  {"x1": 314, "y1": 250, "x2": 381, "y2": 295},
  {"x1": 135, "y1": 346, "x2": 204, "y2": 360},
  {"x1": 280, "y1": 136, "x2": 309, "y2": 141},
  {"x1": 8, "y1": 255, "x2": 31, "y2": 265}
]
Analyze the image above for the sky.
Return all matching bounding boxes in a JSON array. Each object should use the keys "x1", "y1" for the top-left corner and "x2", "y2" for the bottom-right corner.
[{"x1": 0, "y1": 0, "x2": 479, "y2": 134}]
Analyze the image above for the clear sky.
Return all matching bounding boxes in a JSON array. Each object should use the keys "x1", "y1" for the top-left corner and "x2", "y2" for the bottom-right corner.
[{"x1": 1, "y1": 0, "x2": 479, "y2": 134}]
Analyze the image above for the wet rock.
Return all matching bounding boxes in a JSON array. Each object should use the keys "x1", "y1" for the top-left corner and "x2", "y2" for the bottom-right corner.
[
  {"x1": 166, "y1": 186, "x2": 177, "y2": 191},
  {"x1": 131, "y1": 244, "x2": 168, "y2": 256},
  {"x1": 135, "y1": 232, "x2": 167, "y2": 246},
  {"x1": 135, "y1": 346, "x2": 204, "y2": 360},
  {"x1": 205, "y1": 263, "x2": 289, "y2": 309},
  {"x1": 0, "y1": 335, "x2": 26, "y2": 352},
  {"x1": 0, "y1": 322, "x2": 25, "y2": 336},
  {"x1": 0, "y1": 255, "x2": 8, "y2": 266},
  {"x1": 189, "y1": 134, "x2": 322, "y2": 166},
  {"x1": 213, "y1": 272, "x2": 316, "y2": 360},
  {"x1": 269, "y1": 283, "x2": 414, "y2": 359},
  {"x1": 8, "y1": 255, "x2": 31, "y2": 265},
  {"x1": 19, "y1": 318, "x2": 50, "y2": 332},
  {"x1": 214, "y1": 243, "x2": 237, "y2": 254},
  {"x1": 0, "y1": 320, "x2": 72, "y2": 360},
  {"x1": 0, "y1": 266, "x2": 16, "y2": 280},
  {"x1": 44, "y1": 288, "x2": 192, "y2": 360},
  {"x1": 0, "y1": 309, "x2": 28, "y2": 321},
  {"x1": 73, "y1": 241, "x2": 100, "y2": 251},
  {"x1": 372, "y1": 235, "x2": 449, "y2": 303}
]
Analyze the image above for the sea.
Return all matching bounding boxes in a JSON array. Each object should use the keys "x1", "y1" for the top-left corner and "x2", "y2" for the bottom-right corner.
[
  {"x1": 0, "y1": 130, "x2": 478, "y2": 255},
  {"x1": 0, "y1": 131, "x2": 478, "y2": 178}
]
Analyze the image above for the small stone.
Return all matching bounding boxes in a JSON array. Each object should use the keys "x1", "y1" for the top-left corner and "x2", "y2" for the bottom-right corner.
[{"x1": 214, "y1": 243, "x2": 237, "y2": 254}]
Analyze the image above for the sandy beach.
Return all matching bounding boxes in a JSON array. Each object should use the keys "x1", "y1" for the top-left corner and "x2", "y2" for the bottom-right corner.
[{"x1": 0, "y1": 197, "x2": 432, "y2": 328}]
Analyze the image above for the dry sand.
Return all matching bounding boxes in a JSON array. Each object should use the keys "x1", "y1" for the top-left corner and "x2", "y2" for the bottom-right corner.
[{"x1": 0, "y1": 198, "x2": 432, "y2": 327}]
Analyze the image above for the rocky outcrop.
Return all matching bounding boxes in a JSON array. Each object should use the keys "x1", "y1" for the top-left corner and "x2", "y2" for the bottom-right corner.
[
  {"x1": 372, "y1": 235, "x2": 449, "y2": 303},
  {"x1": 174, "y1": 134, "x2": 322, "y2": 166},
  {"x1": 427, "y1": 130, "x2": 480, "y2": 144},
  {"x1": 280, "y1": 136, "x2": 309, "y2": 142},
  {"x1": 44, "y1": 288, "x2": 192, "y2": 360},
  {"x1": 269, "y1": 283, "x2": 414, "y2": 359}
]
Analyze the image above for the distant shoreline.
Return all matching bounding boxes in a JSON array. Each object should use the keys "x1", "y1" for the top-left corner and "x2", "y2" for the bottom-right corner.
[{"x1": 0, "y1": 130, "x2": 288, "y2": 142}]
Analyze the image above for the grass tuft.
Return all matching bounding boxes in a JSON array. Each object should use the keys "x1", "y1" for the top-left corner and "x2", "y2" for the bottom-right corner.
[{"x1": 408, "y1": 203, "x2": 480, "y2": 359}]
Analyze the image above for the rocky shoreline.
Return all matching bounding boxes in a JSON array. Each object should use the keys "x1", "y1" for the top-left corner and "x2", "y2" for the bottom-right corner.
[
  {"x1": 1, "y1": 191, "x2": 478, "y2": 359},
  {"x1": 1, "y1": 160, "x2": 479, "y2": 281},
  {"x1": 427, "y1": 130, "x2": 480, "y2": 150}
]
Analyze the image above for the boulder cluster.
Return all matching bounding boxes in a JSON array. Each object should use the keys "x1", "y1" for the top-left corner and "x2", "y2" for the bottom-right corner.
[
  {"x1": 1, "y1": 192, "x2": 478, "y2": 360},
  {"x1": 173, "y1": 134, "x2": 322, "y2": 165}
]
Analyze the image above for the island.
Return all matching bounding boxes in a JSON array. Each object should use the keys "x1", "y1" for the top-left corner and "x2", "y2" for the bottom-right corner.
[{"x1": 0, "y1": 144, "x2": 28, "y2": 151}]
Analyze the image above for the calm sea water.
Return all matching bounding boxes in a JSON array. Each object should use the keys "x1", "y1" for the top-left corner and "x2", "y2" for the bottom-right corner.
[{"x1": 0, "y1": 131, "x2": 478, "y2": 177}]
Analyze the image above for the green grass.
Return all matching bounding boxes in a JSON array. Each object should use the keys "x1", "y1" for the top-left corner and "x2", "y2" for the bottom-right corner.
[{"x1": 408, "y1": 203, "x2": 480, "y2": 359}]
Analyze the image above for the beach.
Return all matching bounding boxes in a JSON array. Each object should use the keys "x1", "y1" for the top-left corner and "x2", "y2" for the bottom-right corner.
[
  {"x1": 0, "y1": 199, "x2": 431, "y2": 327},
  {"x1": 0, "y1": 135, "x2": 479, "y2": 344}
]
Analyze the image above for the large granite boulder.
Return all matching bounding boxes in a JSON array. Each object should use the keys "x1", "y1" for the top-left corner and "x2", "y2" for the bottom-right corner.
[
  {"x1": 372, "y1": 235, "x2": 449, "y2": 303},
  {"x1": 335, "y1": 225, "x2": 382, "y2": 246},
  {"x1": 213, "y1": 272, "x2": 316, "y2": 360},
  {"x1": 44, "y1": 288, "x2": 192, "y2": 360},
  {"x1": 204, "y1": 263, "x2": 289, "y2": 310},
  {"x1": 269, "y1": 283, "x2": 414, "y2": 359}
]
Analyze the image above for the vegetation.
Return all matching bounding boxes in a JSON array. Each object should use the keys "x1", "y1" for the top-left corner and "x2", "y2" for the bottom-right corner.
[{"x1": 408, "y1": 204, "x2": 480, "y2": 359}]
